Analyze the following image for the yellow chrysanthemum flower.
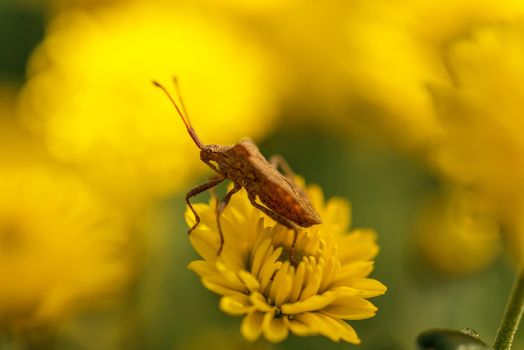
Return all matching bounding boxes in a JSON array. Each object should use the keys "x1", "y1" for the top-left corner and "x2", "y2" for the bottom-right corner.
[
  {"x1": 0, "y1": 171, "x2": 133, "y2": 326},
  {"x1": 429, "y1": 22, "x2": 524, "y2": 258},
  {"x1": 0, "y1": 121, "x2": 134, "y2": 328},
  {"x1": 432, "y1": 22, "x2": 524, "y2": 202},
  {"x1": 187, "y1": 183, "x2": 386, "y2": 344},
  {"x1": 18, "y1": 2, "x2": 278, "y2": 205},
  {"x1": 343, "y1": 0, "x2": 524, "y2": 148},
  {"x1": 0, "y1": 164, "x2": 133, "y2": 329},
  {"x1": 415, "y1": 188, "x2": 502, "y2": 276}
]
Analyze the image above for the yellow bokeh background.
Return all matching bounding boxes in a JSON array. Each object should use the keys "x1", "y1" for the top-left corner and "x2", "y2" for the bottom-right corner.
[{"x1": 3, "y1": 0, "x2": 524, "y2": 349}]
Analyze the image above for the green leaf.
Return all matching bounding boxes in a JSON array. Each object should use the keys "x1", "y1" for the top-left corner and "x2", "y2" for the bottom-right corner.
[{"x1": 417, "y1": 329, "x2": 492, "y2": 350}]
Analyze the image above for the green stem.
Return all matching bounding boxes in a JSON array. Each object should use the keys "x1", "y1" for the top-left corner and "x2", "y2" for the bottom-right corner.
[{"x1": 493, "y1": 265, "x2": 524, "y2": 350}]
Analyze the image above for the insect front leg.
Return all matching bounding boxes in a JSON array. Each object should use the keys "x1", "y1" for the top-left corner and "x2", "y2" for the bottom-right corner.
[
  {"x1": 247, "y1": 193, "x2": 300, "y2": 265},
  {"x1": 186, "y1": 177, "x2": 225, "y2": 235},
  {"x1": 215, "y1": 184, "x2": 242, "y2": 255},
  {"x1": 207, "y1": 174, "x2": 223, "y2": 204}
]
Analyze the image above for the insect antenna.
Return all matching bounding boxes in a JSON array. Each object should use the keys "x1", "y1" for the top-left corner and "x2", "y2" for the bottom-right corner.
[
  {"x1": 172, "y1": 76, "x2": 191, "y2": 126},
  {"x1": 152, "y1": 80, "x2": 203, "y2": 149}
]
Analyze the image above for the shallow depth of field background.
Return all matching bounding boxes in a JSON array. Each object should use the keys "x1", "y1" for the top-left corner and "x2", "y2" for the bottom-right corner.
[{"x1": 0, "y1": 0, "x2": 522, "y2": 349}]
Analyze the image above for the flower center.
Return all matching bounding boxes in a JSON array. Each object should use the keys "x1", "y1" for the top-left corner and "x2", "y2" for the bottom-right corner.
[
  {"x1": 278, "y1": 245, "x2": 304, "y2": 266},
  {"x1": 277, "y1": 243, "x2": 319, "y2": 268}
]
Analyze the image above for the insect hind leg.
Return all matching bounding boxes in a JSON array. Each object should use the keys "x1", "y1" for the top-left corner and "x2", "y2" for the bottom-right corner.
[
  {"x1": 215, "y1": 184, "x2": 242, "y2": 255},
  {"x1": 269, "y1": 154, "x2": 313, "y2": 211},
  {"x1": 247, "y1": 194, "x2": 300, "y2": 265},
  {"x1": 269, "y1": 154, "x2": 296, "y2": 178}
]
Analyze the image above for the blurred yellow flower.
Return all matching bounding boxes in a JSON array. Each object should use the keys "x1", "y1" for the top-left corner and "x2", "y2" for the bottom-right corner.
[
  {"x1": 169, "y1": 0, "x2": 524, "y2": 147},
  {"x1": 343, "y1": 0, "x2": 524, "y2": 148},
  {"x1": 428, "y1": 22, "x2": 524, "y2": 257},
  {"x1": 187, "y1": 183, "x2": 386, "y2": 344},
  {"x1": 433, "y1": 23, "x2": 524, "y2": 201},
  {"x1": 0, "y1": 164, "x2": 133, "y2": 329},
  {"x1": 415, "y1": 188, "x2": 502, "y2": 276},
  {"x1": 0, "y1": 121, "x2": 134, "y2": 329},
  {"x1": 18, "y1": 2, "x2": 279, "y2": 205}
]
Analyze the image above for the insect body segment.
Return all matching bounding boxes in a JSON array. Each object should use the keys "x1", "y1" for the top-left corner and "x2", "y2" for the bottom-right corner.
[
  {"x1": 233, "y1": 139, "x2": 321, "y2": 227},
  {"x1": 153, "y1": 80, "x2": 321, "y2": 257}
]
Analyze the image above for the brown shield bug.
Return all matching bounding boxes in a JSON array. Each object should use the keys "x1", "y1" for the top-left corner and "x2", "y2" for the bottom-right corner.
[{"x1": 153, "y1": 79, "x2": 321, "y2": 258}]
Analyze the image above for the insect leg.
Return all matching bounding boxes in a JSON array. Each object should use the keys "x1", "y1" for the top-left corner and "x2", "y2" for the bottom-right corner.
[
  {"x1": 186, "y1": 177, "x2": 225, "y2": 235},
  {"x1": 247, "y1": 194, "x2": 299, "y2": 265},
  {"x1": 269, "y1": 154, "x2": 312, "y2": 210},
  {"x1": 248, "y1": 194, "x2": 294, "y2": 228},
  {"x1": 215, "y1": 184, "x2": 242, "y2": 255},
  {"x1": 203, "y1": 159, "x2": 219, "y2": 173},
  {"x1": 290, "y1": 227, "x2": 299, "y2": 265},
  {"x1": 207, "y1": 174, "x2": 223, "y2": 203},
  {"x1": 269, "y1": 155, "x2": 296, "y2": 178}
]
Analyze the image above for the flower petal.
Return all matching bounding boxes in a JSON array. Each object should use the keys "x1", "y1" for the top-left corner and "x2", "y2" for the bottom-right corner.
[
  {"x1": 294, "y1": 312, "x2": 339, "y2": 341},
  {"x1": 330, "y1": 286, "x2": 361, "y2": 297},
  {"x1": 201, "y1": 277, "x2": 245, "y2": 296},
  {"x1": 332, "y1": 261, "x2": 375, "y2": 286},
  {"x1": 281, "y1": 290, "x2": 338, "y2": 315},
  {"x1": 285, "y1": 316, "x2": 317, "y2": 336},
  {"x1": 338, "y1": 229, "x2": 379, "y2": 263},
  {"x1": 185, "y1": 203, "x2": 212, "y2": 229},
  {"x1": 269, "y1": 262, "x2": 293, "y2": 306},
  {"x1": 250, "y1": 238, "x2": 272, "y2": 278},
  {"x1": 238, "y1": 270, "x2": 260, "y2": 292},
  {"x1": 189, "y1": 227, "x2": 220, "y2": 262},
  {"x1": 319, "y1": 256, "x2": 339, "y2": 292},
  {"x1": 305, "y1": 184, "x2": 325, "y2": 212},
  {"x1": 291, "y1": 312, "x2": 361, "y2": 343},
  {"x1": 214, "y1": 262, "x2": 246, "y2": 290},
  {"x1": 250, "y1": 292, "x2": 273, "y2": 312},
  {"x1": 324, "y1": 315, "x2": 361, "y2": 344},
  {"x1": 348, "y1": 278, "x2": 387, "y2": 297},
  {"x1": 323, "y1": 297, "x2": 378, "y2": 320},
  {"x1": 300, "y1": 259, "x2": 322, "y2": 300},
  {"x1": 288, "y1": 260, "x2": 306, "y2": 303},
  {"x1": 259, "y1": 247, "x2": 283, "y2": 292},
  {"x1": 241, "y1": 311, "x2": 265, "y2": 342},
  {"x1": 187, "y1": 260, "x2": 215, "y2": 277},
  {"x1": 322, "y1": 198, "x2": 351, "y2": 236},
  {"x1": 219, "y1": 293, "x2": 252, "y2": 315},
  {"x1": 262, "y1": 310, "x2": 289, "y2": 343}
]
